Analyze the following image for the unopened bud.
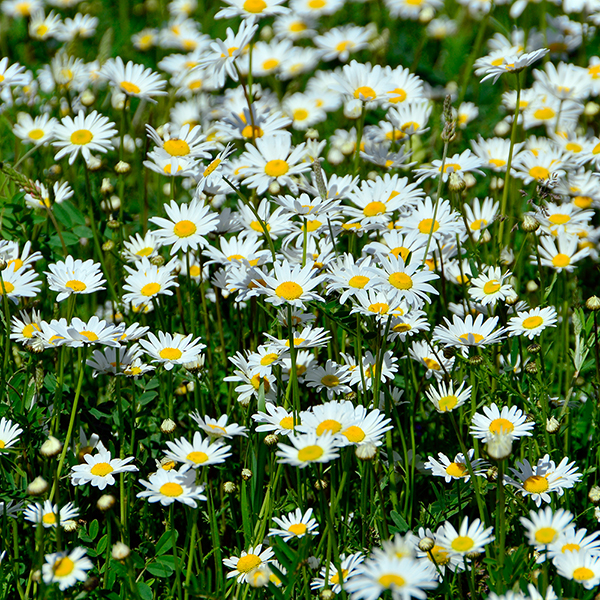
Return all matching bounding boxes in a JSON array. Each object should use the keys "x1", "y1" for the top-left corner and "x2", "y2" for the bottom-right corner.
[
  {"x1": 355, "y1": 442, "x2": 377, "y2": 460},
  {"x1": 305, "y1": 128, "x2": 319, "y2": 140},
  {"x1": 486, "y1": 432, "x2": 513, "y2": 460},
  {"x1": 586, "y1": 296, "x2": 600, "y2": 311},
  {"x1": 86, "y1": 156, "x2": 102, "y2": 171},
  {"x1": 314, "y1": 479, "x2": 328, "y2": 491},
  {"x1": 102, "y1": 240, "x2": 115, "y2": 252},
  {"x1": 28, "y1": 476, "x2": 49, "y2": 496},
  {"x1": 0, "y1": 259, "x2": 7, "y2": 271},
  {"x1": 526, "y1": 280, "x2": 539, "y2": 293},
  {"x1": 161, "y1": 418, "x2": 176, "y2": 434},
  {"x1": 546, "y1": 416, "x2": 560, "y2": 434},
  {"x1": 222, "y1": 481, "x2": 237, "y2": 494},
  {"x1": 527, "y1": 343, "x2": 541, "y2": 354},
  {"x1": 505, "y1": 291, "x2": 519, "y2": 305},
  {"x1": 487, "y1": 466, "x2": 498, "y2": 481},
  {"x1": 264, "y1": 434, "x2": 278, "y2": 446},
  {"x1": 584, "y1": 101, "x2": 600, "y2": 117},
  {"x1": 115, "y1": 161, "x2": 130, "y2": 174},
  {"x1": 588, "y1": 485, "x2": 600, "y2": 505},
  {"x1": 112, "y1": 542, "x2": 130, "y2": 561},
  {"x1": 97, "y1": 494, "x2": 116, "y2": 511},
  {"x1": 469, "y1": 355, "x2": 483, "y2": 366},
  {"x1": 149, "y1": 255, "x2": 165, "y2": 267},
  {"x1": 320, "y1": 590, "x2": 336, "y2": 600},
  {"x1": 494, "y1": 120, "x2": 511, "y2": 136},
  {"x1": 344, "y1": 99, "x2": 362, "y2": 119},
  {"x1": 40, "y1": 436, "x2": 62, "y2": 458},
  {"x1": 479, "y1": 229, "x2": 492, "y2": 243},
  {"x1": 522, "y1": 215, "x2": 540, "y2": 232},
  {"x1": 525, "y1": 361, "x2": 538, "y2": 374},
  {"x1": 101, "y1": 178, "x2": 114, "y2": 194},
  {"x1": 418, "y1": 537, "x2": 435, "y2": 552},
  {"x1": 63, "y1": 520, "x2": 78, "y2": 532},
  {"x1": 241, "y1": 468, "x2": 252, "y2": 481},
  {"x1": 32, "y1": 570, "x2": 41, "y2": 583},
  {"x1": 419, "y1": 6, "x2": 435, "y2": 21},
  {"x1": 268, "y1": 181, "x2": 281, "y2": 195},
  {"x1": 80, "y1": 90, "x2": 95, "y2": 106},
  {"x1": 448, "y1": 172, "x2": 465, "y2": 192},
  {"x1": 107, "y1": 218, "x2": 120, "y2": 230}
]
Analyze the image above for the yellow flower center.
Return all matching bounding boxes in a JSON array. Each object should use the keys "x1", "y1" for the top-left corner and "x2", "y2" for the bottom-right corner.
[
  {"x1": 573, "y1": 196, "x2": 592, "y2": 209},
  {"x1": 303, "y1": 220, "x2": 322, "y2": 232},
  {"x1": 354, "y1": 86, "x2": 377, "y2": 100},
  {"x1": 523, "y1": 475, "x2": 549, "y2": 493},
  {"x1": 293, "y1": 109, "x2": 309, "y2": 121},
  {"x1": 203, "y1": 158, "x2": 221, "y2": 177},
  {"x1": 552, "y1": 253, "x2": 571, "y2": 268},
  {"x1": 321, "y1": 375, "x2": 340, "y2": 387},
  {"x1": 393, "y1": 323, "x2": 411, "y2": 333},
  {"x1": 489, "y1": 418, "x2": 515, "y2": 434},
  {"x1": 363, "y1": 201, "x2": 386, "y2": 217},
  {"x1": 121, "y1": 81, "x2": 141, "y2": 94},
  {"x1": 298, "y1": 445, "x2": 324, "y2": 462},
  {"x1": 0, "y1": 282, "x2": 15, "y2": 295},
  {"x1": 22, "y1": 323, "x2": 41, "y2": 338},
  {"x1": 251, "y1": 374, "x2": 271, "y2": 392},
  {"x1": 309, "y1": 0, "x2": 326, "y2": 7},
  {"x1": 483, "y1": 280, "x2": 501, "y2": 295},
  {"x1": 388, "y1": 88, "x2": 407, "y2": 103},
  {"x1": 523, "y1": 316, "x2": 543, "y2": 329},
  {"x1": 28, "y1": 128, "x2": 45, "y2": 140},
  {"x1": 279, "y1": 416, "x2": 295, "y2": 430},
  {"x1": 451, "y1": 536, "x2": 474, "y2": 552},
  {"x1": 442, "y1": 162, "x2": 461, "y2": 173},
  {"x1": 173, "y1": 219, "x2": 197, "y2": 238},
  {"x1": 237, "y1": 554, "x2": 261, "y2": 572},
  {"x1": 418, "y1": 218, "x2": 440, "y2": 234},
  {"x1": 330, "y1": 569, "x2": 349, "y2": 585},
  {"x1": 458, "y1": 332, "x2": 484, "y2": 344},
  {"x1": 573, "y1": 567, "x2": 595, "y2": 581},
  {"x1": 535, "y1": 527, "x2": 557, "y2": 545},
  {"x1": 489, "y1": 158, "x2": 506, "y2": 168},
  {"x1": 78, "y1": 330, "x2": 99, "y2": 342},
  {"x1": 446, "y1": 462, "x2": 468, "y2": 477},
  {"x1": 136, "y1": 247, "x2": 153, "y2": 257},
  {"x1": 242, "y1": 125, "x2": 263, "y2": 138},
  {"x1": 159, "y1": 347, "x2": 183, "y2": 360},
  {"x1": 263, "y1": 58, "x2": 279, "y2": 71},
  {"x1": 378, "y1": 574, "x2": 406, "y2": 588},
  {"x1": 160, "y1": 482, "x2": 184, "y2": 496},
  {"x1": 335, "y1": 40, "x2": 351, "y2": 52},
  {"x1": 348, "y1": 275, "x2": 369, "y2": 288},
  {"x1": 562, "y1": 543, "x2": 580, "y2": 552},
  {"x1": 549, "y1": 214, "x2": 570, "y2": 225},
  {"x1": 529, "y1": 166, "x2": 550, "y2": 180},
  {"x1": 389, "y1": 272, "x2": 413, "y2": 290},
  {"x1": 423, "y1": 357, "x2": 440, "y2": 371},
  {"x1": 316, "y1": 419, "x2": 342, "y2": 435},
  {"x1": 42, "y1": 512, "x2": 57, "y2": 525},
  {"x1": 288, "y1": 523, "x2": 307, "y2": 535},
  {"x1": 342, "y1": 425, "x2": 365, "y2": 443},
  {"x1": 429, "y1": 545, "x2": 450, "y2": 565},
  {"x1": 260, "y1": 353, "x2": 279, "y2": 366},
  {"x1": 275, "y1": 281, "x2": 303, "y2": 300},
  {"x1": 53, "y1": 557, "x2": 75, "y2": 577},
  {"x1": 438, "y1": 395, "x2": 458, "y2": 411},
  {"x1": 141, "y1": 282, "x2": 161, "y2": 296},
  {"x1": 368, "y1": 302, "x2": 389, "y2": 314},
  {"x1": 66, "y1": 279, "x2": 87, "y2": 292},
  {"x1": 186, "y1": 451, "x2": 208, "y2": 464},
  {"x1": 290, "y1": 21, "x2": 307, "y2": 32},
  {"x1": 533, "y1": 107, "x2": 555, "y2": 120},
  {"x1": 264, "y1": 159, "x2": 289, "y2": 177},
  {"x1": 470, "y1": 219, "x2": 488, "y2": 231},
  {"x1": 70, "y1": 129, "x2": 93, "y2": 145},
  {"x1": 163, "y1": 139, "x2": 190, "y2": 157},
  {"x1": 90, "y1": 462, "x2": 114, "y2": 477}
]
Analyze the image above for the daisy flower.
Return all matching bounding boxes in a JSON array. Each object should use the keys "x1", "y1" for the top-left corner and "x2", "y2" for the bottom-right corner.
[
  {"x1": 424, "y1": 450, "x2": 488, "y2": 483},
  {"x1": 313, "y1": 25, "x2": 371, "y2": 62},
  {"x1": 343, "y1": 406, "x2": 393, "y2": 446},
  {"x1": 297, "y1": 400, "x2": 357, "y2": 441},
  {"x1": 0, "y1": 56, "x2": 29, "y2": 86},
  {"x1": 149, "y1": 199, "x2": 218, "y2": 253},
  {"x1": 344, "y1": 555, "x2": 439, "y2": 600},
  {"x1": 512, "y1": 149, "x2": 567, "y2": 185},
  {"x1": 70, "y1": 441, "x2": 137, "y2": 490},
  {"x1": 507, "y1": 306, "x2": 558, "y2": 339},
  {"x1": 554, "y1": 550, "x2": 600, "y2": 589},
  {"x1": 23, "y1": 501, "x2": 79, "y2": 528},
  {"x1": 276, "y1": 431, "x2": 340, "y2": 468},
  {"x1": 548, "y1": 527, "x2": 600, "y2": 564},
  {"x1": 350, "y1": 289, "x2": 404, "y2": 322},
  {"x1": 86, "y1": 345, "x2": 152, "y2": 378},
  {"x1": 264, "y1": 325, "x2": 331, "y2": 350},
  {"x1": 241, "y1": 135, "x2": 310, "y2": 194},
  {"x1": 52, "y1": 110, "x2": 116, "y2": 165},
  {"x1": 305, "y1": 360, "x2": 352, "y2": 399},
  {"x1": 139, "y1": 331, "x2": 206, "y2": 371},
  {"x1": 269, "y1": 507, "x2": 319, "y2": 541},
  {"x1": 10, "y1": 309, "x2": 42, "y2": 346},
  {"x1": 535, "y1": 232, "x2": 591, "y2": 272},
  {"x1": 224, "y1": 352, "x2": 278, "y2": 405},
  {"x1": 438, "y1": 516, "x2": 495, "y2": 557},
  {"x1": 400, "y1": 197, "x2": 461, "y2": 243},
  {"x1": 409, "y1": 340, "x2": 454, "y2": 380},
  {"x1": 311, "y1": 552, "x2": 364, "y2": 594},
  {"x1": 42, "y1": 547, "x2": 93, "y2": 591},
  {"x1": 13, "y1": 112, "x2": 57, "y2": 146},
  {"x1": 414, "y1": 526, "x2": 464, "y2": 577},
  {"x1": 146, "y1": 123, "x2": 211, "y2": 162},
  {"x1": 505, "y1": 454, "x2": 582, "y2": 506},
  {"x1": 165, "y1": 431, "x2": 231, "y2": 472},
  {"x1": 0, "y1": 417, "x2": 23, "y2": 450},
  {"x1": 254, "y1": 260, "x2": 325, "y2": 308},
  {"x1": 477, "y1": 49, "x2": 549, "y2": 84},
  {"x1": 252, "y1": 402, "x2": 300, "y2": 435},
  {"x1": 468, "y1": 266, "x2": 514, "y2": 306},
  {"x1": 470, "y1": 403, "x2": 534, "y2": 443},
  {"x1": 332, "y1": 60, "x2": 390, "y2": 107},
  {"x1": 64, "y1": 316, "x2": 123, "y2": 347},
  {"x1": 414, "y1": 150, "x2": 485, "y2": 183},
  {"x1": 99, "y1": 56, "x2": 166, "y2": 101},
  {"x1": 136, "y1": 468, "x2": 206, "y2": 507},
  {"x1": 433, "y1": 313, "x2": 506, "y2": 350},
  {"x1": 463, "y1": 197, "x2": 499, "y2": 240},
  {"x1": 189, "y1": 412, "x2": 248, "y2": 440},
  {"x1": 122, "y1": 257, "x2": 179, "y2": 307},
  {"x1": 215, "y1": 0, "x2": 289, "y2": 20},
  {"x1": 45, "y1": 256, "x2": 105, "y2": 303},
  {"x1": 122, "y1": 231, "x2": 161, "y2": 262},
  {"x1": 223, "y1": 545, "x2": 275, "y2": 584},
  {"x1": 0, "y1": 266, "x2": 41, "y2": 304},
  {"x1": 520, "y1": 506, "x2": 574, "y2": 548},
  {"x1": 425, "y1": 380, "x2": 471, "y2": 413}
]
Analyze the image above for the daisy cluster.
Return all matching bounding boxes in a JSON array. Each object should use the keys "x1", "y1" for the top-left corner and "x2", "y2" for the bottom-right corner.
[{"x1": 0, "y1": 0, "x2": 600, "y2": 597}]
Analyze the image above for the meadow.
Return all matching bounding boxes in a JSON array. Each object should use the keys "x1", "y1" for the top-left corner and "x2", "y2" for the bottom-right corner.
[{"x1": 0, "y1": 0, "x2": 599, "y2": 598}]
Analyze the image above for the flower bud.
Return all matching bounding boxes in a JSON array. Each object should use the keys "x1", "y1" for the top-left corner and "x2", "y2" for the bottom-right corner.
[
  {"x1": 115, "y1": 161, "x2": 130, "y2": 174},
  {"x1": 485, "y1": 431, "x2": 513, "y2": 461},
  {"x1": 97, "y1": 494, "x2": 116, "y2": 512},
  {"x1": 100, "y1": 178, "x2": 114, "y2": 194},
  {"x1": 222, "y1": 481, "x2": 237, "y2": 494},
  {"x1": 80, "y1": 90, "x2": 95, "y2": 106},
  {"x1": 355, "y1": 442, "x2": 377, "y2": 461},
  {"x1": 479, "y1": 229, "x2": 492, "y2": 244},
  {"x1": 264, "y1": 434, "x2": 278, "y2": 446},
  {"x1": 86, "y1": 156, "x2": 102, "y2": 171},
  {"x1": 241, "y1": 468, "x2": 252, "y2": 481},
  {"x1": 268, "y1": 181, "x2": 281, "y2": 195},
  {"x1": 161, "y1": 418, "x2": 176, "y2": 434},
  {"x1": 418, "y1": 537, "x2": 435, "y2": 552},
  {"x1": 320, "y1": 590, "x2": 336, "y2": 600},
  {"x1": 494, "y1": 119, "x2": 511, "y2": 136},
  {"x1": 546, "y1": 416, "x2": 560, "y2": 434},
  {"x1": 527, "y1": 343, "x2": 541, "y2": 354},
  {"x1": 247, "y1": 565, "x2": 271, "y2": 588},
  {"x1": 344, "y1": 99, "x2": 362, "y2": 119},
  {"x1": 107, "y1": 218, "x2": 120, "y2": 230},
  {"x1": 525, "y1": 361, "x2": 538, "y2": 374},
  {"x1": 40, "y1": 436, "x2": 62, "y2": 458},
  {"x1": 448, "y1": 172, "x2": 465, "y2": 192},
  {"x1": 588, "y1": 485, "x2": 600, "y2": 505},
  {"x1": 314, "y1": 479, "x2": 328, "y2": 491},
  {"x1": 150, "y1": 255, "x2": 165, "y2": 267},
  {"x1": 327, "y1": 148, "x2": 344, "y2": 165},
  {"x1": 586, "y1": 296, "x2": 600, "y2": 311},
  {"x1": 0, "y1": 258, "x2": 7, "y2": 271},
  {"x1": 112, "y1": 542, "x2": 130, "y2": 561},
  {"x1": 522, "y1": 215, "x2": 540, "y2": 232},
  {"x1": 526, "y1": 280, "x2": 539, "y2": 293},
  {"x1": 63, "y1": 520, "x2": 78, "y2": 532},
  {"x1": 102, "y1": 240, "x2": 115, "y2": 252},
  {"x1": 28, "y1": 476, "x2": 49, "y2": 496}
]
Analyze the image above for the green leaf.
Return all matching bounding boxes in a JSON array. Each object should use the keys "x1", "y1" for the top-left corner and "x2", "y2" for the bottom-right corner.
[
  {"x1": 146, "y1": 559, "x2": 174, "y2": 577},
  {"x1": 390, "y1": 510, "x2": 409, "y2": 533},
  {"x1": 61, "y1": 201, "x2": 86, "y2": 226},
  {"x1": 136, "y1": 582, "x2": 153, "y2": 600},
  {"x1": 97, "y1": 534, "x2": 108, "y2": 556},
  {"x1": 72, "y1": 225, "x2": 93, "y2": 238},
  {"x1": 52, "y1": 203, "x2": 72, "y2": 228},
  {"x1": 155, "y1": 530, "x2": 174, "y2": 556},
  {"x1": 89, "y1": 519, "x2": 99, "y2": 541}
]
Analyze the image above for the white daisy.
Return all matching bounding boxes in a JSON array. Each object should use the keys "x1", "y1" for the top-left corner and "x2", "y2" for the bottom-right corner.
[
  {"x1": 470, "y1": 403, "x2": 535, "y2": 443},
  {"x1": 70, "y1": 441, "x2": 137, "y2": 490},
  {"x1": 139, "y1": 331, "x2": 206, "y2": 371},
  {"x1": 269, "y1": 507, "x2": 319, "y2": 541},
  {"x1": 137, "y1": 467, "x2": 206, "y2": 507},
  {"x1": 164, "y1": 431, "x2": 231, "y2": 471},
  {"x1": 42, "y1": 547, "x2": 93, "y2": 591}
]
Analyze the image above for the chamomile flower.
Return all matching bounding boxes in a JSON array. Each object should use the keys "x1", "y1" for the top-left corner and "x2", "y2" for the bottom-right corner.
[
  {"x1": 165, "y1": 431, "x2": 231, "y2": 472},
  {"x1": 0, "y1": 266, "x2": 41, "y2": 304},
  {"x1": 387, "y1": 309, "x2": 430, "y2": 343},
  {"x1": 414, "y1": 527, "x2": 464, "y2": 576},
  {"x1": 433, "y1": 313, "x2": 506, "y2": 350},
  {"x1": 437, "y1": 516, "x2": 495, "y2": 557},
  {"x1": 100, "y1": 56, "x2": 167, "y2": 101},
  {"x1": 0, "y1": 417, "x2": 23, "y2": 450},
  {"x1": 139, "y1": 331, "x2": 206, "y2": 371},
  {"x1": 505, "y1": 454, "x2": 582, "y2": 506},
  {"x1": 10, "y1": 309, "x2": 42, "y2": 346},
  {"x1": 122, "y1": 257, "x2": 179, "y2": 307},
  {"x1": 46, "y1": 256, "x2": 106, "y2": 302},
  {"x1": 52, "y1": 110, "x2": 116, "y2": 165},
  {"x1": 409, "y1": 341, "x2": 454, "y2": 380},
  {"x1": 477, "y1": 49, "x2": 549, "y2": 84},
  {"x1": 270, "y1": 507, "x2": 319, "y2": 541},
  {"x1": 276, "y1": 431, "x2": 340, "y2": 467},
  {"x1": 463, "y1": 197, "x2": 499, "y2": 239},
  {"x1": 42, "y1": 547, "x2": 93, "y2": 591},
  {"x1": 332, "y1": 60, "x2": 390, "y2": 107},
  {"x1": 424, "y1": 450, "x2": 488, "y2": 482},
  {"x1": 223, "y1": 545, "x2": 275, "y2": 584},
  {"x1": 255, "y1": 261, "x2": 325, "y2": 308},
  {"x1": 0, "y1": 56, "x2": 29, "y2": 87},
  {"x1": 507, "y1": 306, "x2": 558, "y2": 339},
  {"x1": 59, "y1": 316, "x2": 122, "y2": 348},
  {"x1": 150, "y1": 199, "x2": 218, "y2": 253},
  {"x1": 468, "y1": 266, "x2": 514, "y2": 306},
  {"x1": 414, "y1": 150, "x2": 485, "y2": 183},
  {"x1": 344, "y1": 406, "x2": 394, "y2": 446},
  {"x1": 470, "y1": 403, "x2": 534, "y2": 443},
  {"x1": 535, "y1": 232, "x2": 590, "y2": 272},
  {"x1": 305, "y1": 360, "x2": 352, "y2": 399},
  {"x1": 554, "y1": 550, "x2": 600, "y2": 589},
  {"x1": 350, "y1": 289, "x2": 404, "y2": 322},
  {"x1": 311, "y1": 552, "x2": 364, "y2": 594},
  {"x1": 519, "y1": 506, "x2": 574, "y2": 548},
  {"x1": 297, "y1": 400, "x2": 357, "y2": 442},
  {"x1": 70, "y1": 441, "x2": 137, "y2": 490},
  {"x1": 13, "y1": 112, "x2": 57, "y2": 145},
  {"x1": 136, "y1": 467, "x2": 206, "y2": 507},
  {"x1": 425, "y1": 380, "x2": 471, "y2": 413},
  {"x1": 314, "y1": 25, "x2": 371, "y2": 62},
  {"x1": 189, "y1": 412, "x2": 248, "y2": 440},
  {"x1": 122, "y1": 232, "x2": 161, "y2": 262},
  {"x1": 23, "y1": 501, "x2": 79, "y2": 528},
  {"x1": 548, "y1": 527, "x2": 600, "y2": 563},
  {"x1": 253, "y1": 402, "x2": 300, "y2": 435}
]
